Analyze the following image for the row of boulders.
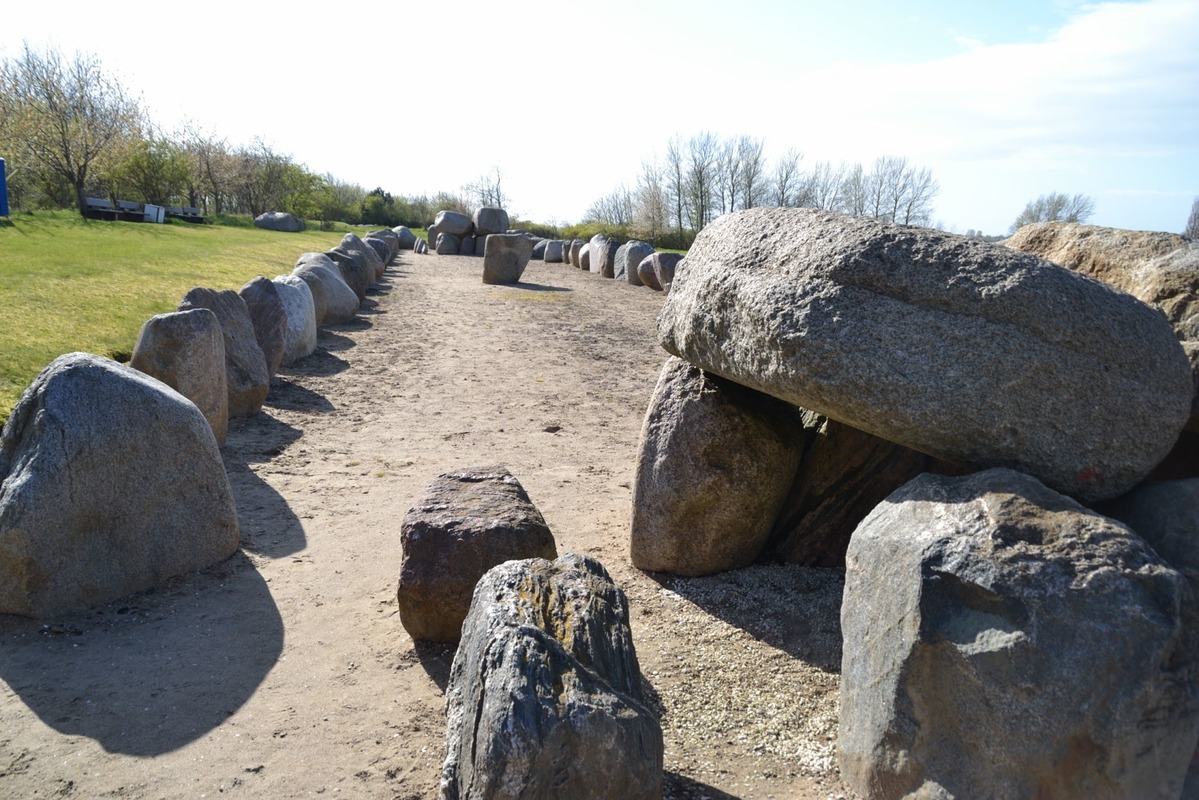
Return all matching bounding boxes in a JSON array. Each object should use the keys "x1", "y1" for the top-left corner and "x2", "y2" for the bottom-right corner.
[
  {"x1": 552, "y1": 235, "x2": 683, "y2": 295},
  {"x1": 395, "y1": 466, "x2": 662, "y2": 799},
  {"x1": 628, "y1": 207, "x2": 1199, "y2": 796},
  {"x1": 0, "y1": 226, "x2": 408, "y2": 617}
]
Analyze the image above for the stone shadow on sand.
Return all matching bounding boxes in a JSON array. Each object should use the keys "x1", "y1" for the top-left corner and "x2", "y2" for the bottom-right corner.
[
  {"x1": 223, "y1": 413, "x2": 307, "y2": 559},
  {"x1": 0, "y1": 551, "x2": 284, "y2": 756},
  {"x1": 266, "y1": 376, "x2": 336, "y2": 414},
  {"x1": 414, "y1": 640, "x2": 456, "y2": 691},
  {"x1": 646, "y1": 564, "x2": 845, "y2": 673},
  {"x1": 663, "y1": 772, "x2": 742, "y2": 799}
]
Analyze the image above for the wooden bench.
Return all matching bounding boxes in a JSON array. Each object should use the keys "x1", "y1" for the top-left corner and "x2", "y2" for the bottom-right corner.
[
  {"x1": 166, "y1": 205, "x2": 207, "y2": 224},
  {"x1": 83, "y1": 197, "x2": 121, "y2": 220}
]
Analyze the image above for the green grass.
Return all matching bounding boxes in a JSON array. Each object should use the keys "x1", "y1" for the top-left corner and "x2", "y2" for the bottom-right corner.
[{"x1": 0, "y1": 210, "x2": 348, "y2": 418}]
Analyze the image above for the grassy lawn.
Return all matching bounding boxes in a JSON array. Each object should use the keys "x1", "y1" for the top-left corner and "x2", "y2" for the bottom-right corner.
[{"x1": 0, "y1": 211, "x2": 353, "y2": 418}]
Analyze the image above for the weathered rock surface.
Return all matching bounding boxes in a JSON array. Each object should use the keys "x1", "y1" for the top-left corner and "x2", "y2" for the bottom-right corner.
[
  {"x1": 368, "y1": 229, "x2": 400, "y2": 263},
  {"x1": 272, "y1": 275, "x2": 318, "y2": 365},
  {"x1": 579, "y1": 244, "x2": 591, "y2": 272},
  {"x1": 325, "y1": 248, "x2": 371, "y2": 303},
  {"x1": 543, "y1": 240, "x2": 564, "y2": 263},
  {"x1": 531, "y1": 239, "x2": 546, "y2": 260},
  {"x1": 294, "y1": 253, "x2": 359, "y2": 324},
  {"x1": 653, "y1": 252, "x2": 682, "y2": 294},
  {"x1": 363, "y1": 236, "x2": 392, "y2": 267},
  {"x1": 178, "y1": 287, "x2": 269, "y2": 418},
  {"x1": 458, "y1": 236, "x2": 476, "y2": 257},
  {"x1": 840, "y1": 468, "x2": 1199, "y2": 800},
  {"x1": 339, "y1": 233, "x2": 385, "y2": 282},
  {"x1": 253, "y1": 211, "x2": 303, "y2": 232},
  {"x1": 435, "y1": 232, "x2": 461, "y2": 256},
  {"x1": 237, "y1": 277, "x2": 287, "y2": 378},
  {"x1": 0, "y1": 353, "x2": 239, "y2": 618},
  {"x1": 472, "y1": 207, "x2": 509, "y2": 236},
  {"x1": 631, "y1": 356, "x2": 805, "y2": 576},
  {"x1": 568, "y1": 239, "x2": 583, "y2": 268},
  {"x1": 392, "y1": 225, "x2": 417, "y2": 250},
  {"x1": 435, "y1": 210, "x2": 474, "y2": 237},
  {"x1": 589, "y1": 234, "x2": 618, "y2": 278},
  {"x1": 657, "y1": 207, "x2": 1193, "y2": 502},
  {"x1": 130, "y1": 308, "x2": 229, "y2": 446},
  {"x1": 637, "y1": 254, "x2": 662, "y2": 290},
  {"x1": 482, "y1": 234, "x2": 534, "y2": 285},
  {"x1": 765, "y1": 411, "x2": 963, "y2": 567},
  {"x1": 397, "y1": 466, "x2": 557, "y2": 642},
  {"x1": 441, "y1": 553, "x2": 662, "y2": 800},
  {"x1": 616, "y1": 240, "x2": 654, "y2": 285}
]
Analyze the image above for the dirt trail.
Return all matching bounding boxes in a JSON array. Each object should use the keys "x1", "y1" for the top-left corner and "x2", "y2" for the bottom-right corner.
[{"x1": 0, "y1": 254, "x2": 853, "y2": 799}]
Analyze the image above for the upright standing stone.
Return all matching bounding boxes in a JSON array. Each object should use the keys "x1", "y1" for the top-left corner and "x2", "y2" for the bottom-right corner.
[
  {"x1": 0, "y1": 353, "x2": 239, "y2": 618},
  {"x1": 441, "y1": 554, "x2": 662, "y2": 800},
  {"x1": 131, "y1": 308, "x2": 229, "y2": 446},
  {"x1": 544, "y1": 240, "x2": 565, "y2": 263},
  {"x1": 637, "y1": 254, "x2": 663, "y2": 290},
  {"x1": 272, "y1": 275, "x2": 318, "y2": 365},
  {"x1": 237, "y1": 276, "x2": 287, "y2": 378},
  {"x1": 657, "y1": 207, "x2": 1193, "y2": 502},
  {"x1": 294, "y1": 254, "x2": 359, "y2": 325},
  {"x1": 631, "y1": 357, "x2": 805, "y2": 576},
  {"x1": 840, "y1": 468, "x2": 1199, "y2": 799},
  {"x1": 616, "y1": 240, "x2": 654, "y2": 284},
  {"x1": 325, "y1": 248, "x2": 370, "y2": 303},
  {"x1": 178, "y1": 288, "x2": 269, "y2": 418},
  {"x1": 589, "y1": 234, "x2": 618, "y2": 277},
  {"x1": 482, "y1": 234, "x2": 534, "y2": 285}
]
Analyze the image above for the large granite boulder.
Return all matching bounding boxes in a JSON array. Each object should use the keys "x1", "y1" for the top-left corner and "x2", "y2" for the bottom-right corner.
[
  {"x1": 482, "y1": 234, "x2": 534, "y2": 285},
  {"x1": 392, "y1": 225, "x2": 417, "y2": 250},
  {"x1": 294, "y1": 253, "x2": 359, "y2": 325},
  {"x1": 1007, "y1": 224, "x2": 1199, "y2": 431},
  {"x1": 637, "y1": 254, "x2": 662, "y2": 290},
  {"x1": 237, "y1": 276, "x2": 287, "y2": 378},
  {"x1": 368, "y1": 229, "x2": 400, "y2": 263},
  {"x1": 441, "y1": 553, "x2": 662, "y2": 800},
  {"x1": 0, "y1": 353, "x2": 239, "y2": 617},
  {"x1": 473, "y1": 207, "x2": 509, "y2": 236},
  {"x1": 435, "y1": 209, "x2": 474, "y2": 237},
  {"x1": 458, "y1": 235, "x2": 476, "y2": 257},
  {"x1": 324, "y1": 248, "x2": 371, "y2": 303},
  {"x1": 568, "y1": 239, "x2": 584, "y2": 268},
  {"x1": 840, "y1": 468, "x2": 1199, "y2": 799},
  {"x1": 589, "y1": 234, "x2": 618, "y2": 277},
  {"x1": 435, "y1": 232, "x2": 461, "y2": 255},
  {"x1": 363, "y1": 236, "x2": 392, "y2": 267},
  {"x1": 178, "y1": 287, "x2": 269, "y2": 418},
  {"x1": 631, "y1": 356, "x2": 805, "y2": 576},
  {"x1": 579, "y1": 244, "x2": 591, "y2": 272},
  {"x1": 338, "y1": 233, "x2": 385, "y2": 282},
  {"x1": 764, "y1": 411, "x2": 962, "y2": 567},
  {"x1": 531, "y1": 239, "x2": 546, "y2": 260},
  {"x1": 397, "y1": 466, "x2": 557, "y2": 642},
  {"x1": 271, "y1": 275, "x2": 318, "y2": 365},
  {"x1": 253, "y1": 211, "x2": 303, "y2": 232},
  {"x1": 543, "y1": 240, "x2": 565, "y2": 263},
  {"x1": 130, "y1": 308, "x2": 228, "y2": 446},
  {"x1": 657, "y1": 207, "x2": 1193, "y2": 502},
  {"x1": 616, "y1": 240, "x2": 654, "y2": 285}
]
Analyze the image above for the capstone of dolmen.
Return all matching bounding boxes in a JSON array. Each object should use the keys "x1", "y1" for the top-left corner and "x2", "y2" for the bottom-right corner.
[
  {"x1": 131, "y1": 308, "x2": 229, "y2": 446},
  {"x1": 657, "y1": 207, "x2": 1193, "y2": 502},
  {"x1": 473, "y1": 207, "x2": 509, "y2": 236},
  {"x1": 0, "y1": 353, "x2": 239, "y2": 618},
  {"x1": 178, "y1": 287, "x2": 269, "y2": 418},
  {"x1": 434, "y1": 209, "x2": 474, "y2": 237},
  {"x1": 482, "y1": 234, "x2": 534, "y2": 285}
]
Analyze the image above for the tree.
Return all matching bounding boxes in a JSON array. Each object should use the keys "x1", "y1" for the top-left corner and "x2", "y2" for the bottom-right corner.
[
  {"x1": 632, "y1": 159, "x2": 669, "y2": 245},
  {"x1": 109, "y1": 132, "x2": 190, "y2": 206},
  {"x1": 1010, "y1": 192, "x2": 1095, "y2": 233},
  {"x1": 585, "y1": 186, "x2": 635, "y2": 227},
  {"x1": 773, "y1": 147, "x2": 803, "y2": 207},
  {"x1": 685, "y1": 131, "x2": 718, "y2": 230},
  {"x1": 738, "y1": 136, "x2": 767, "y2": 210},
  {"x1": 0, "y1": 43, "x2": 143, "y2": 216},
  {"x1": 664, "y1": 135, "x2": 687, "y2": 238},
  {"x1": 1184, "y1": 197, "x2": 1199, "y2": 240},
  {"x1": 465, "y1": 167, "x2": 506, "y2": 210}
]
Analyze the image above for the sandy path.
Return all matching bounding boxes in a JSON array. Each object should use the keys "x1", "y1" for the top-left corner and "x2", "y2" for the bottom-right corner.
[{"x1": 0, "y1": 253, "x2": 853, "y2": 799}]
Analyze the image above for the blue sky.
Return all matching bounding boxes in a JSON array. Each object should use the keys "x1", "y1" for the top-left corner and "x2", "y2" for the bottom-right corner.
[{"x1": 3, "y1": 0, "x2": 1196, "y2": 235}]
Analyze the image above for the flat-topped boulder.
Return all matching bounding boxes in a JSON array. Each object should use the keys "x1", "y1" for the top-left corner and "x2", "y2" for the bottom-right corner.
[
  {"x1": 130, "y1": 308, "x2": 229, "y2": 446},
  {"x1": 482, "y1": 234, "x2": 534, "y2": 285},
  {"x1": 178, "y1": 287, "x2": 269, "y2": 418},
  {"x1": 657, "y1": 207, "x2": 1193, "y2": 502},
  {"x1": 472, "y1": 207, "x2": 509, "y2": 236},
  {"x1": 0, "y1": 353, "x2": 239, "y2": 618},
  {"x1": 434, "y1": 209, "x2": 474, "y2": 237}
]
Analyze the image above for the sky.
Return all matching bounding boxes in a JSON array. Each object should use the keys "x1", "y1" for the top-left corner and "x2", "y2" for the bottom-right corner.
[{"x1": 2, "y1": 0, "x2": 1196, "y2": 235}]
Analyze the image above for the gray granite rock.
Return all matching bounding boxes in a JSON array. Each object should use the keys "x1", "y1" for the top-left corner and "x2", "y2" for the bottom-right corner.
[
  {"x1": 294, "y1": 253, "x2": 359, "y2": 325},
  {"x1": 178, "y1": 287, "x2": 269, "y2": 418},
  {"x1": 253, "y1": 211, "x2": 304, "y2": 232},
  {"x1": 271, "y1": 275, "x2": 318, "y2": 365},
  {"x1": 435, "y1": 210, "x2": 474, "y2": 237},
  {"x1": 616, "y1": 240, "x2": 654, "y2": 285},
  {"x1": 237, "y1": 276, "x2": 287, "y2": 378},
  {"x1": 482, "y1": 234, "x2": 534, "y2": 285},
  {"x1": 472, "y1": 207, "x2": 509, "y2": 236}
]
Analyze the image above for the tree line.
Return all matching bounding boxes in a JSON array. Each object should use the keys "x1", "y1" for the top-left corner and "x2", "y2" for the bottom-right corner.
[
  {"x1": 0, "y1": 42, "x2": 493, "y2": 229},
  {"x1": 584, "y1": 133, "x2": 941, "y2": 248}
]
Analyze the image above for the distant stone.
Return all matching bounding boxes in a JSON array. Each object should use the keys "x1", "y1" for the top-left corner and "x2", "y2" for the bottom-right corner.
[
  {"x1": 325, "y1": 248, "x2": 371, "y2": 303},
  {"x1": 178, "y1": 287, "x2": 269, "y2": 418},
  {"x1": 657, "y1": 207, "x2": 1193, "y2": 502},
  {"x1": 840, "y1": 468, "x2": 1199, "y2": 799},
  {"x1": 544, "y1": 240, "x2": 565, "y2": 263},
  {"x1": 368, "y1": 229, "x2": 400, "y2": 263},
  {"x1": 130, "y1": 308, "x2": 229, "y2": 446},
  {"x1": 363, "y1": 236, "x2": 391, "y2": 267},
  {"x1": 616, "y1": 241, "x2": 654, "y2": 284},
  {"x1": 253, "y1": 211, "x2": 304, "y2": 232},
  {"x1": 441, "y1": 553, "x2": 662, "y2": 800},
  {"x1": 654, "y1": 252, "x2": 683, "y2": 294},
  {"x1": 473, "y1": 207, "x2": 509, "y2": 236},
  {"x1": 415, "y1": 238, "x2": 428, "y2": 255},
  {"x1": 392, "y1": 226, "x2": 417, "y2": 250},
  {"x1": 589, "y1": 234, "x2": 618, "y2": 278},
  {"x1": 397, "y1": 466, "x2": 557, "y2": 642},
  {"x1": 294, "y1": 253, "x2": 359, "y2": 325},
  {"x1": 0, "y1": 353, "x2": 239, "y2": 618},
  {"x1": 637, "y1": 255, "x2": 662, "y2": 290},
  {"x1": 339, "y1": 233, "x2": 385, "y2": 282},
  {"x1": 434, "y1": 209, "x2": 474, "y2": 237},
  {"x1": 458, "y1": 235, "x2": 476, "y2": 256},
  {"x1": 568, "y1": 239, "x2": 584, "y2": 268},
  {"x1": 272, "y1": 275, "x2": 318, "y2": 365},
  {"x1": 237, "y1": 277, "x2": 287, "y2": 378},
  {"x1": 580, "y1": 244, "x2": 591, "y2": 272},
  {"x1": 482, "y1": 234, "x2": 535, "y2": 285},
  {"x1": 631, "y1": 357, "x2": 804, "y2": 576},
  {"x1": 531, "y1": 239, "x2": 546, "y2": 260},
  {"x1": 435, "y1": 232, "x2": 460, "y2": 255}
]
